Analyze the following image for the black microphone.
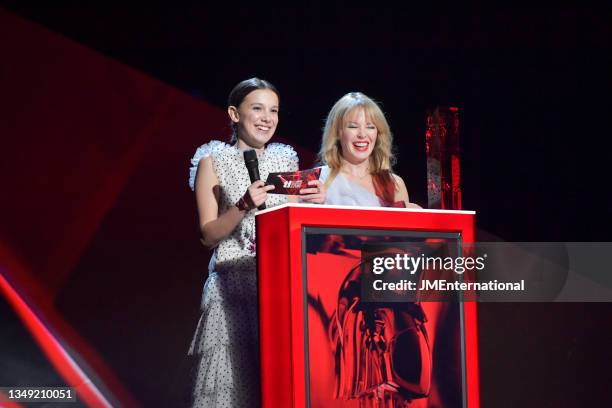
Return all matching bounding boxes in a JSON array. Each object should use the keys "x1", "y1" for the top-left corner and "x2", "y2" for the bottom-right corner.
[{"x1": 243, "y1": 149, "x2": 266, "y2": 210}]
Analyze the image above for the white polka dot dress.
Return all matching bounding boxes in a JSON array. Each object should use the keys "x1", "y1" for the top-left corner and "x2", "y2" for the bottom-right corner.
[{"x1": 187, "y1": 140, "x2": 298, "y2": 408}]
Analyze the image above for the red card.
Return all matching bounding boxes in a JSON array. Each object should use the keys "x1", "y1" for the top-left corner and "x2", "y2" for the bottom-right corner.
[{"x1": 265, "y1": 167, "x2": 322, "y2": 195}]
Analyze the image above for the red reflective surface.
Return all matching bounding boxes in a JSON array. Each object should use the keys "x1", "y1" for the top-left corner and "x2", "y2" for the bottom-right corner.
[{"x1": 257, "y1": 204, "x2": 478, "y2": 407}]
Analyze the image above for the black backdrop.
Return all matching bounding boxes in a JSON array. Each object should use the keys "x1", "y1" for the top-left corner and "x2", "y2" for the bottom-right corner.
[{"x1": 2, "y1": 3, "x2": 612, "y2": 407}]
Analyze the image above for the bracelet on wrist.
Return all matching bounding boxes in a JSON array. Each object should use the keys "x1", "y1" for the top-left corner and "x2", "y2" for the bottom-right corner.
[{"x1": 235, "y1": 197, "x2": 249, "y2": 212}]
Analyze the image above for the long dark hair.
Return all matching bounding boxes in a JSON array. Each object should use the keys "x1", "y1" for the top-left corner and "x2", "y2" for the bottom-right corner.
[{"x1": 228, "y1": 77, "x2": 279, "y2": 142}]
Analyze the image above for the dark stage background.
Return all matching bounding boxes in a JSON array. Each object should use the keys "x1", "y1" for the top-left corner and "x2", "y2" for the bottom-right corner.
[{"x1": 1, "y1": 4, "x2": 611, "y2": 407}]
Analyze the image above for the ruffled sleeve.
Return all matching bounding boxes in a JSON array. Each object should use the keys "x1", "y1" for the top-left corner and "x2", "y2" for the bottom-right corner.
[
  {"x1": 188, "y1": 140, "x2": 229, "y2": 191},
  {"x1": 265, "y1": 143, "x2": 299, "y2": 172}
]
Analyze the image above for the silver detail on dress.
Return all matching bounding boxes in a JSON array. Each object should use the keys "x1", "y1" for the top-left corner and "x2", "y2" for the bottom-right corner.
[{"x1": 320, "y1": 165, "x2": 381, "y2": 207}]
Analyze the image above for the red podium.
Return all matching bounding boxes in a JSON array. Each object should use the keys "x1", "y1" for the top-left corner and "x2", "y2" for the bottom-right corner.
[{"x1": 257, "y1": 203, "x2": 478, "y2": 408}]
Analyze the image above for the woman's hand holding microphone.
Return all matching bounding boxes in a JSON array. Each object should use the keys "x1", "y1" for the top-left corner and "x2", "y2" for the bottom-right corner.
[{"x1": 236, "y1": 181, "x2": 276, "y2": 212}]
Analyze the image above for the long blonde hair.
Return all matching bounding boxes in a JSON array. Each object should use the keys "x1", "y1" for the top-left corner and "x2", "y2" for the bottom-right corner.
[{"x1": 318, "y1": 92, "x2": 398, "y2": 204}]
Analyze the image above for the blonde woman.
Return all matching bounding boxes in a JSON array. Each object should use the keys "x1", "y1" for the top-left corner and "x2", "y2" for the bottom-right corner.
[
  {"x1": 320, "y1": 92, "x2": 429, "y2": 407},
  {"x1": 319, "y1": 92, "x2": 420, "y2": 209}
]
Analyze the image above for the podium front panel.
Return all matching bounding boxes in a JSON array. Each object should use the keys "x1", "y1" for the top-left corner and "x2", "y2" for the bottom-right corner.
[{"x1": 257, "y1": 204, "x2": 478, "y2": 408}]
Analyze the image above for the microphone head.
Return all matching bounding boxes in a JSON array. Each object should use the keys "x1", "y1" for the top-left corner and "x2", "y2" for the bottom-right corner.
[
  {"x1": 243, "y1": 148, "x2": 261, "y2": 183},
  {"x1": 244, "y1": 149, "x2": 258, "y2": 164}
]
